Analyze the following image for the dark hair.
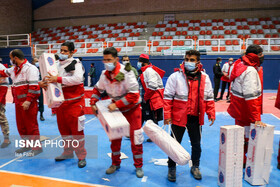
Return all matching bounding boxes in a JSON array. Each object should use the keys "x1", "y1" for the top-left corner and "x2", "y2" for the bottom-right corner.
[
  {"x1": 11, "y1": 49, "x2": 25, "y2": 60},
  {"x1": 61, "y1": 41, "x2": 75, "y2": 52},
  {"x1": 103, "y1": 47, "x2": 118, "y2": 58},
  {"x1": 185, "y1": 50, "x2": 200, "y2": 61},
  {"x1": 54, "y1": 54, "x2": 60, "y2": 60},
  {"x1": 216, "y1": 57, "x2": 222, "y2": 62},
  {"x1": 78, "y1": 57, "x2": 82, "y2": 61},
  {"x1": 91, "y1": 63, "x2": 94, "y2": 66},
  {"x1": 246, "y1": 44, "x2": 263, "y2": 55},
  {"x1": 122, "y1": 55, "x2": 129, "y2": 61}
]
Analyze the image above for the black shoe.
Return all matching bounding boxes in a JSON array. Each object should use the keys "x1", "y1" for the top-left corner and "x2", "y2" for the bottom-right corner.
[
  {"x1": 190, "y1": 166, "x2": 202, "y2": 180},
  {"x1": 226, "y1": 96, "x2": 229, "y2": 100},
  {"x1": 226, "y1": 100, "x2": 231, "y2": 103},
  {"x1": 277, "y1": 163, "x2": 280, "y2": 169},
  {"x1": 78, "y1": 159, "x2": 86, "y2": 168},
  {"x1": 55, "y1": 154, "x2": 74, "y2": 161},
  {"x1": 106, "y1": 165, "x2": 120, "y2": 174},
  {"x1": 1, "y1": 140, "x2": 11, "y2": 148},
  {"x1": 28, "y1": 149, "x2": 43, "y2": 157},
  {"x1": 40, "y1": 114, "x2": 45, "y2": 121},
  {"x1": 214, "y1": 99, "x2": 218, "y2": 102},
  {"x1": 147, "y1": 138, "x2": 153, "y2": 142},
  {"x1": 168, "y1": 167, "x2": 176, "y2": 182},
  {"x1": 15, "y1": 147, "x2": 32, "y2": 153},
  {"x1": 218, "y1": 97, "x2": 222, "y2": 101}
]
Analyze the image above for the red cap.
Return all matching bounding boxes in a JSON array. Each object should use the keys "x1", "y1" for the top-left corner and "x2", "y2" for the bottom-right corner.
[{"x1": 140, "y1": 54, "x2": 149, "y2": 60}]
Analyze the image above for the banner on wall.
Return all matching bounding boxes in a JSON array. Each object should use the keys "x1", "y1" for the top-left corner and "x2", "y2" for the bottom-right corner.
[{"x1": 164, "y1": 14, "x2": 175, "y2": 22}]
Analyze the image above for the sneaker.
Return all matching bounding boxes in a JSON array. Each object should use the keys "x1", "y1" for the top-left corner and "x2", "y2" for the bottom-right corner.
[
  {"x1": 168, "y1": 167, "x2": 176, "y2": 182},
  {"x1": 106, "y1": 165, "x2": 120, "y2": 174},
  {"x1": 78, "y1": 159, "x2": 86, "y2": 168},
  {"x1": 28, "y1": 149, "x2": 43, "y2": 157},
  {"x1": 277, "y1": 163, "x2": 280, "y2": 170},
  {"x1": 1, "y1": 139, "x2": 11, "y2": 148},
  {"x1": 136, "y1": 167, "x2": 144, "y2": 178},
  {"x1": 147, "y1": 138, "x2": 153, "y2": 142},
  {"x1": 190, "y1": 166, "x2": 202, "y2": 180},
  {"x1": 40, "y1": 115, "x2": 45, "y2": 121},
  {"x1": 55, "y1": 154, "x2": 74, "y2": 161},
  {"x1": 15, "y1": 147, "x2": 32, "y2": 153}
]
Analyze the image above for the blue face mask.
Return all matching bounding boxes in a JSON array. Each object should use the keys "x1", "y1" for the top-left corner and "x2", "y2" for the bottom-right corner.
[
  {"x1": 59, "y1": 54, "x2": 68, "y2": 61},
  {"x1": 104, "y1": 62, "x2": 116, "y2": 71},
  {"x1": 184, "y1": 62, "x2": 196, "y2": 71},
  {"x1": 137, "y1": 62, "x2": 142, "y2": 69},
  {"x1": 35, "y1": 62, "x2": 39, "y2": 67}
]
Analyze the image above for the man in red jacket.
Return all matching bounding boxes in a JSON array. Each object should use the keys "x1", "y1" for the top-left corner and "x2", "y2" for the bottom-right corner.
[
  {"x1": 227, "y1": 44, "x2": 266, "y2": 167},
  {"x1": 0, "y1": 49, "x2": 42, "y2": 156},
  {"x1": 137, "y1": 54, "x2": 164, "y2": 142},
  {"x1": 91, "y1": 47, "x2": 144, "y2": 178},
  {"x1": 164, "y1": 50, "x2": 215, "y2": 181},
  {"x1": 46, "y1": 42, "x2": 87, "y2": 168},
  {"x1": 0, "y1": 60, "x2": 10, "y2": 148}
]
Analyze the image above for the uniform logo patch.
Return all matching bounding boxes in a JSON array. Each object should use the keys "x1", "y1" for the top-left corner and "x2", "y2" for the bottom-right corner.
[{"x1": 47, "y1": 57, "x2": 54, "y2": 66}]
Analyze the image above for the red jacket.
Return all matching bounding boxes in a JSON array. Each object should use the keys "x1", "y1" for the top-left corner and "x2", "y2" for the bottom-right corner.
[
  {"x1": 90, "y1": 62, "x2": 141, "y2": 112},
  {"x1": 227, "y1": 53, "x2": 263, "y2": 125},
  {"x1": 140, "y1": 64, "x2": 165, "y2": 111},
  {"x1": 0, "y1": 60, "x2": 40, "y2": 104},
  {"x1": 164, "y1": 64, "x2": 215, "y2": 127}
]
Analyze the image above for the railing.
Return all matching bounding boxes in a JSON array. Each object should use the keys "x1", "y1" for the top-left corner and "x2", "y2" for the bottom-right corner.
[
  {"x1": 33, "y1": 38, "x2": 280, "y2": 56},
  {"x1": 246, "y1": 38, "x2": 280, "y2": 53},
  {"x1": 0, "y1": 34, "x2": 30, "y2": 47},
  {"x1": 197, "y1": 39, "x2": 242, "y2": 53}
]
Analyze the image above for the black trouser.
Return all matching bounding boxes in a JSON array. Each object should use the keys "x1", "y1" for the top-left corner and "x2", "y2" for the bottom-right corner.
[
  {"x1": 213, "y1": 77, "x2": 221, "y2": 99},
  {"x1": 38, "y1": 88, "x2": 44, "y2": 114},
  {"x1": 219, "y1": 81, "x2": 230, "y2": 99},
  {"x1": 168, "y1": 115, "x2": 202, "y2": 168},
  {"x1": 141, "y1": 101, "x2": 163, "y2": 125}
]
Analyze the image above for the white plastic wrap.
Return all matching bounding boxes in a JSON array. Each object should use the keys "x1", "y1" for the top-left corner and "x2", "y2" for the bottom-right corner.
[
  {"x1": 244, "y1": 123, "x2": 274, "y2": 185},
  {"x1": 96, "y1": 99, "x2": 130, "y2": 140},
  {"x1": 39, "y1": 53, "x2": 64, "y2": 108},
  {"x1": 143, "y1": 120, "x2": 190, "y2": 165}
]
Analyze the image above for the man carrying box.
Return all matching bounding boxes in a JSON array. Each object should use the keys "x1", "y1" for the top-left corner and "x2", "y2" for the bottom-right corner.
[
  {"x1": 227, "y1": 44, "x2": 266, "y2": 167},
  {"x1": 0, "y1": 49, "x2": 42, "y2": 155},
  {"x1": 45, "y1": 42, "x2": 87, "y2": 168},
  {"x1": 90, "y1": 47, "x2": 144, "y2": 178},
  {"x1": 164, "y1": 50, "x2": 215, "y2": 181}
]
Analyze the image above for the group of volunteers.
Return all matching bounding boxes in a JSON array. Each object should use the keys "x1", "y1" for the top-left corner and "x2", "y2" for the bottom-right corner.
[{"x1": 1, "y1": 41, "x2": 277, "y2": 182}]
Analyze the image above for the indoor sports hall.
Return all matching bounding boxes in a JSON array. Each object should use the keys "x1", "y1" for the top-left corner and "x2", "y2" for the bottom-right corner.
[{"x1": 0, "y1": 0, "x2": 279, "y2": 186}]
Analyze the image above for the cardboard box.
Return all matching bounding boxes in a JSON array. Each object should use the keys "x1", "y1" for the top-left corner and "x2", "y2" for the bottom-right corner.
[
  {"x1": 244, "y1": 124, "x2": 274, "y2": 185},
  {"x1": 39, "y1": 53, "x2": 64, "y2": 108},
  {"x1": 96, "y1": 99, "x2": 130, "y2": 140},
  {"x1": 218, "y1": 125, "x2": 244, "y2": 187}
]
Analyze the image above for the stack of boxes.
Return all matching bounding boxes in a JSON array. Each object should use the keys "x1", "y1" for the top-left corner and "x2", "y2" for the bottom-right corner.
[
  {"x1": 39, "y1": 53, "x2": 64, "y2": 108},
  {"x1": 218, "y1": 125, "x2": 244, "y2": 187}
]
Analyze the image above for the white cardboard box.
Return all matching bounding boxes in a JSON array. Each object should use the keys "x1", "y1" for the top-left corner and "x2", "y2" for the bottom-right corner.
[
  {"x1": 244, "y1": 124, "x2": 274, "y2": 185},
  {"x1": 96, "y1": 99, "x2": 130, "y2": 140},
  {"x1": 218, "y1": 125, "x2": 244, "y2": 187},
  {"x1": 39, "y1": 53, "x2": 64, "y2": 108}
]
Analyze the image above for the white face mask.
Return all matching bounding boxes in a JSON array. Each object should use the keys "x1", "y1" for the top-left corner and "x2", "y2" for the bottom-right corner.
[
  {"x1": 59, "y1": 53, "x2": 68, "y2": 61},
  {"x1": 229, "y1": 61, "x2": 233, "y2": 64},
  {"x1": 122, "y1": 61, "x2": 130, "y2": 65},
  {"x1": 104, "y1": 62, "x2": 116, "y2": 71}
]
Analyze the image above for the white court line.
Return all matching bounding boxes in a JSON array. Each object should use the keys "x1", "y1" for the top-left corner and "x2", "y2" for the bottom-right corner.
[
  {"x1": 0, "y1": 170, "x2": 107, "y2": 187},
  {"x1": 0, "y1": 117, "x2": 96, "y2": 169},
  {"x1": 269, "y1": 113, "x2": 280, "y2": 121}
]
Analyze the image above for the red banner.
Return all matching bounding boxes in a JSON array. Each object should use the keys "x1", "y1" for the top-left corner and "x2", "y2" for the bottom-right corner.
[{"x1": 84, "y1": 89, "x2": 93, "y2": 114}]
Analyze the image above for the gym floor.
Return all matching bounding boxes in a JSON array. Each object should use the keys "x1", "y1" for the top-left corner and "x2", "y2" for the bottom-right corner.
[{"x1": 0, "y1": 90, "x2": 279, "y2": 187}]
